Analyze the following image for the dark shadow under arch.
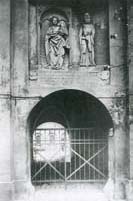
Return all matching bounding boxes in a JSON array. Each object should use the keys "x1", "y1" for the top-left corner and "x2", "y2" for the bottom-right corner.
[{"x1": 28, "y1": 89, "x2": 113, "y2": 134}]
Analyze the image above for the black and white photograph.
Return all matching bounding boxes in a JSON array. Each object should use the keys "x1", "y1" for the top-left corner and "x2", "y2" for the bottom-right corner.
[{"x1": 0, "y1": 0, "x2": 132, "y2": 201}]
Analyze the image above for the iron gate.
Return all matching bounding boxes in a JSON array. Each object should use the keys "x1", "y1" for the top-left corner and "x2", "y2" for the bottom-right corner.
[{"x1": 31, "y1": 128, "x2": 108, "y2": 185}]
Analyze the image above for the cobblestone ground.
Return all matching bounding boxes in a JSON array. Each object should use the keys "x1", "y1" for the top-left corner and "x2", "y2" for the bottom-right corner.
[{"x1": 33, "y1": 183, "x2": 109, "y2": 201}]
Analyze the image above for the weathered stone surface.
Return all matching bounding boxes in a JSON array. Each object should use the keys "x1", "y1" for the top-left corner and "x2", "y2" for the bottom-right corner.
[
  {"x1": 12, "y1": 0, "x2": 29, "y2": 96},
  {"x1": 0, "y1": 97, "x2": 12, "y2": 201},
  {"x1": 128, "y1": 2, "x2": 133, "y2": 201},
  {"x1": 0, "y1": 0, "x2": 10, "y2": 94},
  {"x1": 0, "y1": 0, "x2": 131, "y2": 200},
  {"x1": 0, "y1": 0, "x2": 12, "y2": 200}
]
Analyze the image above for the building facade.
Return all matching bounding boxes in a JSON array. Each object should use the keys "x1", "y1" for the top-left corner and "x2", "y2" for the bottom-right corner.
[{"x1": 0, "y1": 0, "x2": 133, "y2": 201}]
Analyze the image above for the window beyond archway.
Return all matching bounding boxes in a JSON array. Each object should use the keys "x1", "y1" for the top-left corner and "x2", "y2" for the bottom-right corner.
[{"x1": 33, "y1": 122, "x2": 71, "y2": 163}]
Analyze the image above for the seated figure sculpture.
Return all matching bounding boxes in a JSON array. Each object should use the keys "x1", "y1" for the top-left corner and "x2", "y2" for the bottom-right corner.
[
  {"x1": 45, "y1": 16, "x2": 70, "y2": 69},
  {"x1": 79, "y1": 13, "x2": 96, "y2": 66}
]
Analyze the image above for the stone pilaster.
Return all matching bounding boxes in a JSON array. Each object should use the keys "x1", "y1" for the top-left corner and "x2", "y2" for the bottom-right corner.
[
  {"x1": 0, "y1": 0, "x2": 12, "y2": 200},
  {"x1": 109, "y1": 0, "x2": 129, "y2": 199},
  {"x1": 128, "y1": 2, "x2": 133, "y2": 200}
]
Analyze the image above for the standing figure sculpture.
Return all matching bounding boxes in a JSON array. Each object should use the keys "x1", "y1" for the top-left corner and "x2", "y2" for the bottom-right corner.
[
  {"x1": 45, "y1": 16, "x2": 69, "y2": 69},
  {"x1": 79, "y1": 13, "x2": 96, "y2": 66}
]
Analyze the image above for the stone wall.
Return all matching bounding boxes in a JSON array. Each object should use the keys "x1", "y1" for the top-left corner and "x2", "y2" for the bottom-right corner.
[
  {"x1": 128, "y1": 0, "x2": 133, "y2": 200},
  {"x1": 0, "y1": 0, "x2": 12, "y2": 201},
  {"x1": 0, "y1": 0, "x2": 131, "y2": 200}
]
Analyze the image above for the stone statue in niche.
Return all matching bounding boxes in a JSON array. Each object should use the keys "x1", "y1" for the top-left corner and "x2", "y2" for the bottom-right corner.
[
  {"x1": 45, "y1": 16, "x2": 70, "y2": 69},
  {"x1": 79, "y1": 13, "x2": 96, "y2": 66}
]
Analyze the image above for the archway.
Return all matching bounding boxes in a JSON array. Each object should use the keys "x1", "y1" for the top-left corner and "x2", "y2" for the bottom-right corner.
[{"x1": 28, "y1": 89, "x2": 113, "y2": 186}]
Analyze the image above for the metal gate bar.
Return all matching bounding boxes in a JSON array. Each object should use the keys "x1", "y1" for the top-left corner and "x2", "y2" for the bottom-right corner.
[
  {"x1": 31, "y1": 128, "x2": 108, "y2": 185},
  {"x1": 66, "y1": 146, "x2": 107, "y2": 180}
]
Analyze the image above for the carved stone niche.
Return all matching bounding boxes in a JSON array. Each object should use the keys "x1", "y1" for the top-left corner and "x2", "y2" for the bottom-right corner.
[{"x1": 29, "y1": 5, "x2": 72, "y2": 79}]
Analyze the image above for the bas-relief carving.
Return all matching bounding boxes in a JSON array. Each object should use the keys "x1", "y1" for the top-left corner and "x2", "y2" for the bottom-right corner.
[
  {"x1": 109, "y1": 99, "x2": 127, "y2": 128},
  {"x1": 79, "y1": 13, "x2": 96, "y2": 67},
  {"x1": 37, "y1": 6, "x2": 71, "y2": 71},
  {"x1": 29, "y1": 7, "x2": 99, "y2": 79},
  {"x1": 43, "y1": 12, "x2": 96, "y2": 69},
  {"x1": 44, "y1": 16, "x2": 70, "y2": 69},
  {"x1": 28, "y1": 5, "x2": 71, "y2": 77}
]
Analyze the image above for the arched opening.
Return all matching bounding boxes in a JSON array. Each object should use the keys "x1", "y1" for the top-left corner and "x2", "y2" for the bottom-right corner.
[{"x1": 28, "y1": 89, "x2": 113, "y2": 186}]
